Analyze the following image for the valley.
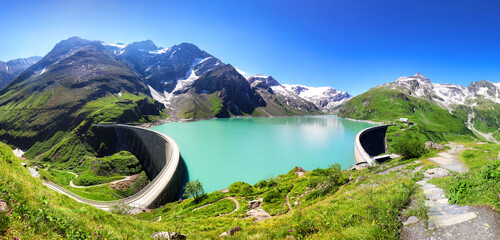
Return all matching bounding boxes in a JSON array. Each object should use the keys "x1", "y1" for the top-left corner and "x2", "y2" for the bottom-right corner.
[{"x1": 0, "y1": 37, "x2": 499, "y2": 240}]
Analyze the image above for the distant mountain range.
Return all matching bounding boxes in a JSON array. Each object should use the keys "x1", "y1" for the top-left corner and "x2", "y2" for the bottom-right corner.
[
  {"x1": 339, "y1": 73, "x2": 500, "y2": 142},
  {"x1": 101, "y1": 40, "x2": 350, "y2": 117},
  {"x1": 2, "y1": 36, "x2": 498, "y2": 158},
  {"x1": 0, "y1": 56, "x2": 41, "y2": 88},
  {"x1": 0, "y1": 36, "x2": 350, "y2": 162}
]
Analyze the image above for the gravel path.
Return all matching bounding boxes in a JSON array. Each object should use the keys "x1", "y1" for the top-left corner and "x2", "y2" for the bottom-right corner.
[{"x1": 401, "y1": 143, "x2": 500, "y2": 240}]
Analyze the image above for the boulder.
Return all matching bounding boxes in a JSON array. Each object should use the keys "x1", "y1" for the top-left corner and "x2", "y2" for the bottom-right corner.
[
  {"x1": 0, "y1": 199, "x2": 9, "y2": 212},
  {"x1": 425, "y1": 141, "x2": 445, "y2": 151},
  {"x1": 424, "y1": 168, "x2": 450, "y2": 179},
  {"x1": 294, "y1": 166, "x2": 306, "y2": 177},
  {"x1": 220, "y1": 226, "x2": 241, "y2": 237},
  {"x1": 248, "y1": 199, "x2": 261, "y2": 210},
  {"x1": 151, "y1": 231, "x2": 186, "y2": 240},
  {"x1": 403, "y1": 216, "x2": 420, "y2": 225}
]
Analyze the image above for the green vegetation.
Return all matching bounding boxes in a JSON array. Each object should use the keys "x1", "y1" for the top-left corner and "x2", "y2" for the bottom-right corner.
[
  {"x1": 183, "y1": 179, "x2": 206, "y2": 202},
  {"x1": 391, "y1": 131, "x2": 428, "y2": 159},
  {"x1": 65, "y1": 185, "x2": 123, "y2": 201},
  {"x1": 1, "y1": 140, "x2": 425, "y2": 239},
  {"x1": 429, "y1": 143, "x2": 500, "y2": 210},
  {"x1": 45, "y1": 168, "x2": 75, "y2": 186},
  {"x1": 73, "y1": 172, "x2": 124, "y2": 187},
  {"x1": 338, "y1": 88, "x2": 470, "y2": 134},
  {"x1": 207, "y1": 93, "x2": 223, "y2": 115},
  {"x1": 0, "y1": 141, "x2": 164, "y2": 239},
  {"x1": 338, "y1": 87, "x2": 475, "y2": 145}
]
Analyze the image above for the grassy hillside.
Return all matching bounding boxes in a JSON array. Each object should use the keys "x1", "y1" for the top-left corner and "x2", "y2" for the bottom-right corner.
[
  {"x1": 429, "y1": 143, "x2": 500, "y2": 210},
  {"x1": 24, "y1": 92, "x2": 165, "y2": 170},
  {"x1": 0, "y1": 141, "x2": 428, "y2": 239},
  {"x1": 338, "y1": 87, "x2": 473, "y2": 142},
  {"x1": 0, "y1": 141, "x2": 164, "y2": 239}
]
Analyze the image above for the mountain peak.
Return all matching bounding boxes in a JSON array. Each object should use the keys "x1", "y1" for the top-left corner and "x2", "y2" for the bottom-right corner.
[
  {"x1": 396, "y1": 72, "x2": 431, "y2": 85},
  {"x1": 54, "y1": 36, "x2": 92, "y2": 49},
  {"x1": 126, "y1": 40, "x2": 159, "y2": 51},
  {"x1": 413, "y1": 73, "x2": 426, "y2": 78},
  {"x1": 247, "y1": 74, "x2": 280, "y2": 87}
]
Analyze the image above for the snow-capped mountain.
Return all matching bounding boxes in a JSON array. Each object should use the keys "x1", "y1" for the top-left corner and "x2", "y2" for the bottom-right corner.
[
  {"x1": 282, "y1": 84, "x2": 351, "y2": 112},
  {"x1": 384, "y1": 73, "x2": 500, "y2": 109},
  {"x1": 380, "y1": 73, "x2": 500, "y2": 142},
  {"x1": 0, "y1": 56, "x2": 42, "y2": 88},
  {"x1": 102, "y1": 39, "x2": 340, "y2": 117},
  {"x1": 247, "y1": 75, "x2": 320, "y2": 114}
]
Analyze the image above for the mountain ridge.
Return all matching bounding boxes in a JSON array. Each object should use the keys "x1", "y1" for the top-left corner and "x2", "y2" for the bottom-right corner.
[
  {"x1": 339, "y1": 73, "x2": 500, "y2": 142},
  {"x1": 0, "y1": 56, "x2": 42, "y2": 89}
]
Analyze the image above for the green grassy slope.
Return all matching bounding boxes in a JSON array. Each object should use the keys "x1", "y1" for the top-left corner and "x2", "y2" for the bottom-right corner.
[
  {"x1": 338, "y1": 87, "x2": 473, "y2": 141},
  {"x1": 1, "y1": 141, "x2": 424, "y2": 239},
  {"x1": 430, "y1": 143, "x2": 500, "y2": 210}
]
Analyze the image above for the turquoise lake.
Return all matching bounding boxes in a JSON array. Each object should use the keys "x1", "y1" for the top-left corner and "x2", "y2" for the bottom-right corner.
[{"x1": 151, "y1": 116, "x2": 375, "y2": 193}]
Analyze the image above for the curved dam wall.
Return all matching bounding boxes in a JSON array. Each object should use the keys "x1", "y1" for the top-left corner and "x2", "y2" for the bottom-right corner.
[
  {"x1": 50, "y1": 124, "x2": 183, "y2": 209},
  {"x1": 111, "y1": 124, "x2": 184, "y2": 208},
  {"x1": 354, "y1": 124, "x2": 391, "y2": 167}
]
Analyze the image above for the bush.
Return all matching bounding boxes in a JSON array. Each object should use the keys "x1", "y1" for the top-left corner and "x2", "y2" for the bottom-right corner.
[
  {"x1": 482, "y1": 160, "x2": 500, "y2": 180},
  {"x1": 228, "y1": 182, "x2": 254, "y2": 196},
  {"x1": 253, "y1": 177, "x2": 277, "y2": 189},
  {"x1": 393, "y1": 133, "x2": 427, "y2": 159},
  {"x1": 263, "y1": 189, "x2": 281, "y2": 203}
]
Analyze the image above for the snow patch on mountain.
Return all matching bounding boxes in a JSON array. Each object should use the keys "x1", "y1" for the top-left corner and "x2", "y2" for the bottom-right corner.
[
  {"x1": 148, "y1": 48, "x2": 169, "y2": 54},
  {"x1": 283, "y1": 84, "x2": 351, "y2": 109},
  {"x1": 235, "y1": 67, "x2": 250, "y2": 78},
  {"x1": 389, "y1": 73, "x2": 500, "y2": 106},
  {"x1": 40, "y1": 67, "x2": 48, "y2": 75},
  {"x1": 101, "y1": 42, "x2": 127, "y2": 48}
]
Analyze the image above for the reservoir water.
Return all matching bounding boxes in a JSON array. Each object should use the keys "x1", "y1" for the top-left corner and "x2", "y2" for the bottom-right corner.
[{"x1": 152, "y1": 116, "x2": 375, "y2": 193}]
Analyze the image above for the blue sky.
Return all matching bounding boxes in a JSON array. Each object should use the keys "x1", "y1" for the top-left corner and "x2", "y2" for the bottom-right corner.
[{"x1": 1, "y1": 0, "x2": 500, "y2": 95}]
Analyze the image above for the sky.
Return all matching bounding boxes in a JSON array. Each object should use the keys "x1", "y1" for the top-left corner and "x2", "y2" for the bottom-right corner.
[{"x1": 1, "y1": 0, "x2": 500, "y2": 95}]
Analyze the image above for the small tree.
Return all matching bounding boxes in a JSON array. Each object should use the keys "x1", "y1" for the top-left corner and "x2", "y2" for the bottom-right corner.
[{"x1": 183, "y1": 179, "x2": 205, "y2": 200}]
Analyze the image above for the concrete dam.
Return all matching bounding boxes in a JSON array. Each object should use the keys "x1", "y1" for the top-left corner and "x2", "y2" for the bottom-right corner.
[
  {"x1": 44, "y1": 124, "x2": 183, "y2": 210},
  {"x1": 354, "y1": 124, "x2": 391, "y2": 168}
]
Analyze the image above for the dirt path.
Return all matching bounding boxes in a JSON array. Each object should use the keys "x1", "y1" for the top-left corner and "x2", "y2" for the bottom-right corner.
[
  {"x1": 285, "y1": 183, "x2": 295, "y2": 212},
  {"x1": 401, "y1": 143, "x2": 500, "y2": 240},
  {"x1": 192, "y1": 197, "x2": 240, "y2": 216},
  {"x1": 69, "y1": 174, "x2": 134, "y2": 189},
  {"x1": 427, "y1": 143, "x2": 468, "y2": 173}
]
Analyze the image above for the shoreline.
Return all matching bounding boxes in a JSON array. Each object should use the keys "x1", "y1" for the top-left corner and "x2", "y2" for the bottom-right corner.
[{"x1": 139, "y1": 112, "x2": 383, "y2": 128}]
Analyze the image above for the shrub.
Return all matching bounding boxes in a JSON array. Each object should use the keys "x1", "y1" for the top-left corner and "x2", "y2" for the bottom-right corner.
[
  {"x1": 263, "y1": 189, "x2": 281, "y2": 203},
  {"x1": 228, "y1": 182, "x2": 254, "y2": 196},
  {"x1": 393, "y1": 133, "x2": 427, "y2": 159},
  {"x1": 482, "y1": 160, "x2": 500, "y2": 180}
]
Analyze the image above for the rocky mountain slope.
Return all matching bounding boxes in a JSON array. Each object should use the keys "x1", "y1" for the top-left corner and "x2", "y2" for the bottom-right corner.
[
  {"x1": 283, "y1": 84, "x2": 351, "y2": 112},
  {"x1": 0, "y1": 36, "x2": 165, "y2": 153},
  {"x1": 102, "y1": 40, "x2": 330, "y2": 118},
  {"x1": 0, "y1": 56, "x2": 41, "y2": 88},
  {"x1": 339, "y1": 73, "x2": 500, "y2": 141},
  {"x1": 0, "y1": 36, "x2": 350, "y2": 164}
]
